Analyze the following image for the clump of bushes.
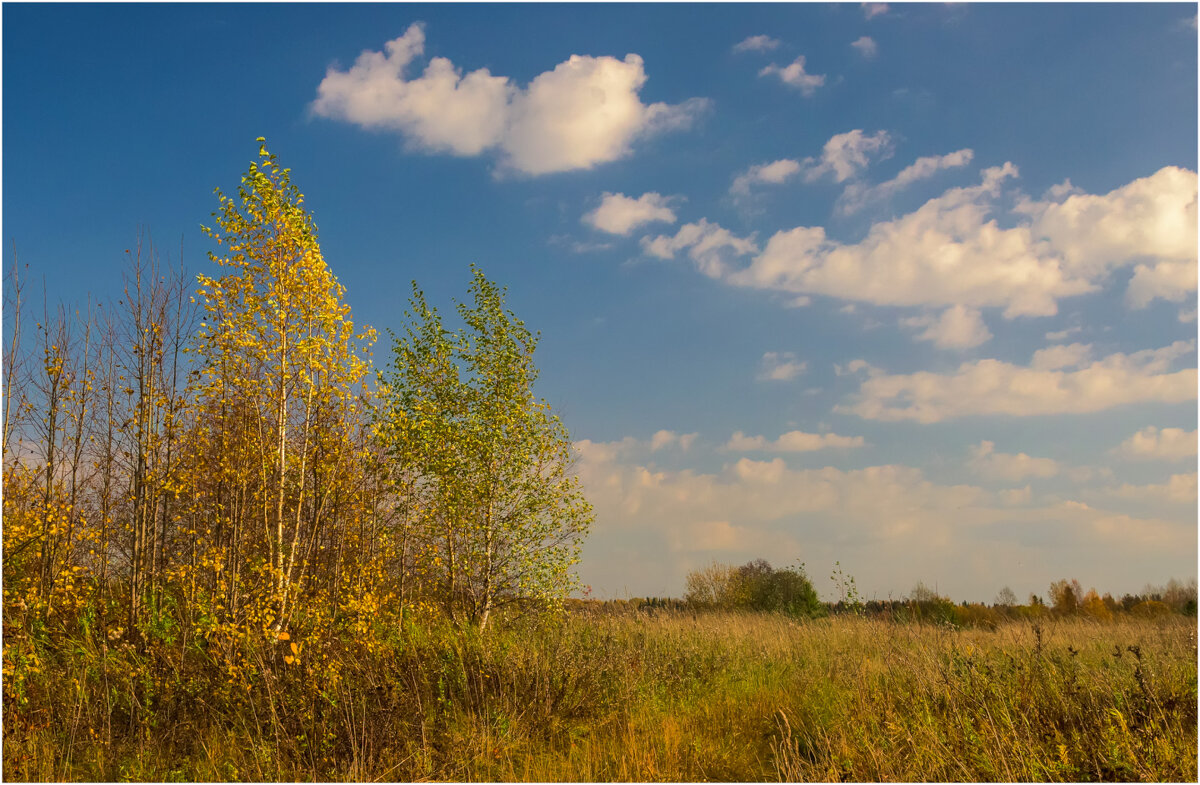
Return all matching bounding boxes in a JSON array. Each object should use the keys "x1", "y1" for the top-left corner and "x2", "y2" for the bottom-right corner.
[{"x1": 684, "y1": 559, "x2": 824, "y2": 618}]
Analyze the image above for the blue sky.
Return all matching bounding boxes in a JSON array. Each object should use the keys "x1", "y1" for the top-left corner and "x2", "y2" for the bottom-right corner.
[{"x1": 4, "y1": 2, "x2": 1197, "y2": 602}]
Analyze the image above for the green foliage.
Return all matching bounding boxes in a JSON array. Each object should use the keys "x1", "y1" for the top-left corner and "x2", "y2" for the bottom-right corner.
[
  {"x1": 378, "y1": 266, "x2": 593, "y2": 628},
  {"x1": 684, "y1": 559, "x2": 823, "y2": 618}
]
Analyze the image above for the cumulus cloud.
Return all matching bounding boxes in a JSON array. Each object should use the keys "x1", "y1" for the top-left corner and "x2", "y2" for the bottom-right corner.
[
  {"x1": 573, "y1": 434, "x2": 1196, "y2": 599},
  {"x1": 1030, "y1": 342, "x2": 1093, "y2": 371},
  {"x1": 838, "y1": 341, "x2": 1196, "y2": 423},
  {"x1": 850, "y1": 36, "x2": 878, "y2": 58},
  {"x1": 641, "y1": 219, "x2": 758, "y2": 279},
  {"x1": 1108, "y1": 472, "x2": 1198, "y2": 505},
  {"x1": 758, "y1": 351, "x2": 807, "y2": 381},
  {"x1": 969, "y1": 440, "x2": 1059, "y2": 481},
  {"x1": 730, "y1": 159, "x2": 803, "y2": 197},
  {"x1": 838, "y1": 148, "x2": 974, "y2": 214},
  {"x1": 650, "y1": 430, "x2": 698, "y2": 452},
  {"x1": 733, "y1": 34, "x2": 781, "y2": 53},
  {"x1": 718, "y1": 164, "x2": 1197, "y2": 317},
  {"x1": 1014, "y1": 166, "x2": 1198, "y2": 307},
  {"x1": 310, "y1": 25, "x2": 509, "y2": 155},
  {"x1": 862, "y1": 3, "x2": 889, "y2": 19},
  {"x1": 728, "y1": 164, "x2": 1095, "y2": 317},
  {"x1": 725, "y1": 430, "x2": 865, "y2": 452},
  {"x1": 759, "y1": 56, "x2": 826, "y2": 96},
  {"x1": 576, "y1": 445, "x2": 983, "y2": 537},
  {"x1": 583, "y1": 192, "x2": 677, "y2": 235},
  {"x1": 312, "y1": 24, "x2": 709, "y2": 175},
  {"x1": 1114, "y1": 426, "x2": 1197, "y2": 461},
  {"x1": 901, "y1": 305, "x2": 992, "y2": 349}
]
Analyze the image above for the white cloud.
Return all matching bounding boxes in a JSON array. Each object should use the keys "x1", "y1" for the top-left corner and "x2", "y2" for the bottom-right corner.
[
  {"x1": 641, "y1": 219, "x2": 758, "y2": 279},
  {"x1": 838, "y1": 149, "x2": 974, "y2": 214},
  {"x1": 1014, "y1": 166, "x2": 1198, "y2": 307},
  {"x1": 310, "y1": 24, "x2": 510, "y2": 155},
  {"x1": 725, "y1": 430, "x2": 865, "y2": 452},
  {"x1": 835, "y1": 359, "x2": 871, "y2": 376},
  {"x1": 733, "y1": 35, "x2": 781, "y2": 54},
  {"x1": 650, "y1": 430, "x2": 698, "y2": 452},
  {"x1": 574, "y1": 435, "x2": 1196, "y2": 599},
  {"x1": 730, "y1": 159, "x2": 803, "y2": 197},
  {"x1": 758, "y1": 351, "x2": 807, "y2": 381},
  {"x1": 729, "y1": 164, "x2": 1095, "y2": 317},
  {"x1": 862, "y1": 3, "x2": 890, "y2": 19},
  {"x1": 1045, "y1": 326, "x2": 1082, "y2": 341},
  {"x1": 1126, "y1": 260, "x2": 1198, "y2": 309},
  {"x1": 583, "y1": 192, "x2": 677, "y2": 235},
  {"x1": 577, "y1": 446, "x2": 983, "y2": 536},
  {"x1": 1108, "y1": 472, "x2": 1198, "y2": 505},
  {"x1": 969, "y1": 440, "x2": 1059, "y2": 481},
  {"x1": 802, "y1": 130, "x2": 892, "y2": 183},
  {"x1": 1115, "y1": 426, "x2": 1197, "y2": 461},
  {"x1": 839, "y1": 341, "x2": 1196, "y2": 423},
  {"x1": 999, "y1": 485, "x2": 1033, "y2": 506},
  {"x1": 502, "y1": 54, "x2": 709, "y2": 175},
  {"x1": 719, "y1": 165, "x2": 1197, "y2": 318},
  {"x1": 901, "y1": 305, "x2": 992, "y2": 349},
  {"x1": 1030, "y1": 342, "x2": 1092, "y2": 371},
  {"x1": 759, "y1": 56, "x2": 826, "y2": 96},
  {"x1": 850, "y1": 36, "x2": 878, "y2": 58},
  {"x1": 312, "y1": 24, "x2": 709, "y2": 175}
]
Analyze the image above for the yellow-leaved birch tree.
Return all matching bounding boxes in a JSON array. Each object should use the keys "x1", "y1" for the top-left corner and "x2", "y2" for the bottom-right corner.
[{"x1": 194, "y1": 139, "x2": 374, "y2": 634}]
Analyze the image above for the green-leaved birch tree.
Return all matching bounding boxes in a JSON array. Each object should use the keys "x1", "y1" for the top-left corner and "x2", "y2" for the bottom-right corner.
[{"x1": 379, "y1": 267, "x2": 592, "y2": 630}]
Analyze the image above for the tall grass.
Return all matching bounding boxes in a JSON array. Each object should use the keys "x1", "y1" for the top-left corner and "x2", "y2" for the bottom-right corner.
[{"x1": 4, "y1": 610, "x2": 1196, "y2": 781}]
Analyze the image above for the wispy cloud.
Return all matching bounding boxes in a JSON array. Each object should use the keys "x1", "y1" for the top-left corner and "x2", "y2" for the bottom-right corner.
[
  {"x1": 862, "y1": 3, "x2": 890, "y2": 20},
  {"x1": 850, "y1": 36, "x2": 878, "y2": 59},
  {"x1": 838, "y1": 148, "x2": 973, "y2": 214},
  {"x1": 732, "y1": 34, "x2": 781, "y2": 54},
  {"x1": 794, "y1": 129, "x2": 894, "y2": 189},
  {"x1": 730, "y1": 159, "x2": 802, "y2": 197},
  {"x1": 725, "y1": 430, "x2": 865, "y2": 451},
  {"x1": 758, "y1": 351, "x2": 807, "y2": 381},
  {"x1": 759, "y1": 56, "x2": 826, "y2": 96}
]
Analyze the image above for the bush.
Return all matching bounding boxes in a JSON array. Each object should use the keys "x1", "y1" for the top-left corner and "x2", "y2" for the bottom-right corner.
[{"x1": 684, "y1": 559, "x2": 823, "y2": 619}]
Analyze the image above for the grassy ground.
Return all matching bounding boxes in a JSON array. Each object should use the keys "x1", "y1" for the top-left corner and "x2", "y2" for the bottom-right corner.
[{"x1": 3, "y1": 610, "x2": 1196, "y2": 781}]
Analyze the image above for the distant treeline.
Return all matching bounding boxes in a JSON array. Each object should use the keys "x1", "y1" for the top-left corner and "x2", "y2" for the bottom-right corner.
[{"x1": 565, "y1": 562, "x2": 1198, "y2": 628}]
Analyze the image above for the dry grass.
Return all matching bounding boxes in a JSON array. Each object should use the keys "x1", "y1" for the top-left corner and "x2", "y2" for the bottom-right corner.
[{"x1": 4, "y1": 610, "x2": 1196, "y2": 781}]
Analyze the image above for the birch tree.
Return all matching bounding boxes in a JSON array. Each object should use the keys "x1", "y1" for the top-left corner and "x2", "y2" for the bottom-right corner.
[
  {"x1": 380, "y1": 267, "x2": 592, "y2": 629},
  {"x1": 195, "y1": 139, "x2": 373, "y2": 633}
]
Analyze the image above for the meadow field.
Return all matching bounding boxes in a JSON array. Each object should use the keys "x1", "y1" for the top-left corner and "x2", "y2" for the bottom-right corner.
[{"x1": 3, "y1": 609, "x2": 1195, "y2": 782}]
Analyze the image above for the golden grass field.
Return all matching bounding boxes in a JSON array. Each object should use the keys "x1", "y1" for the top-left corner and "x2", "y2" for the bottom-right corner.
[{"x1": 3, "y1": 610, "x2": 1196, "y2": 781}]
